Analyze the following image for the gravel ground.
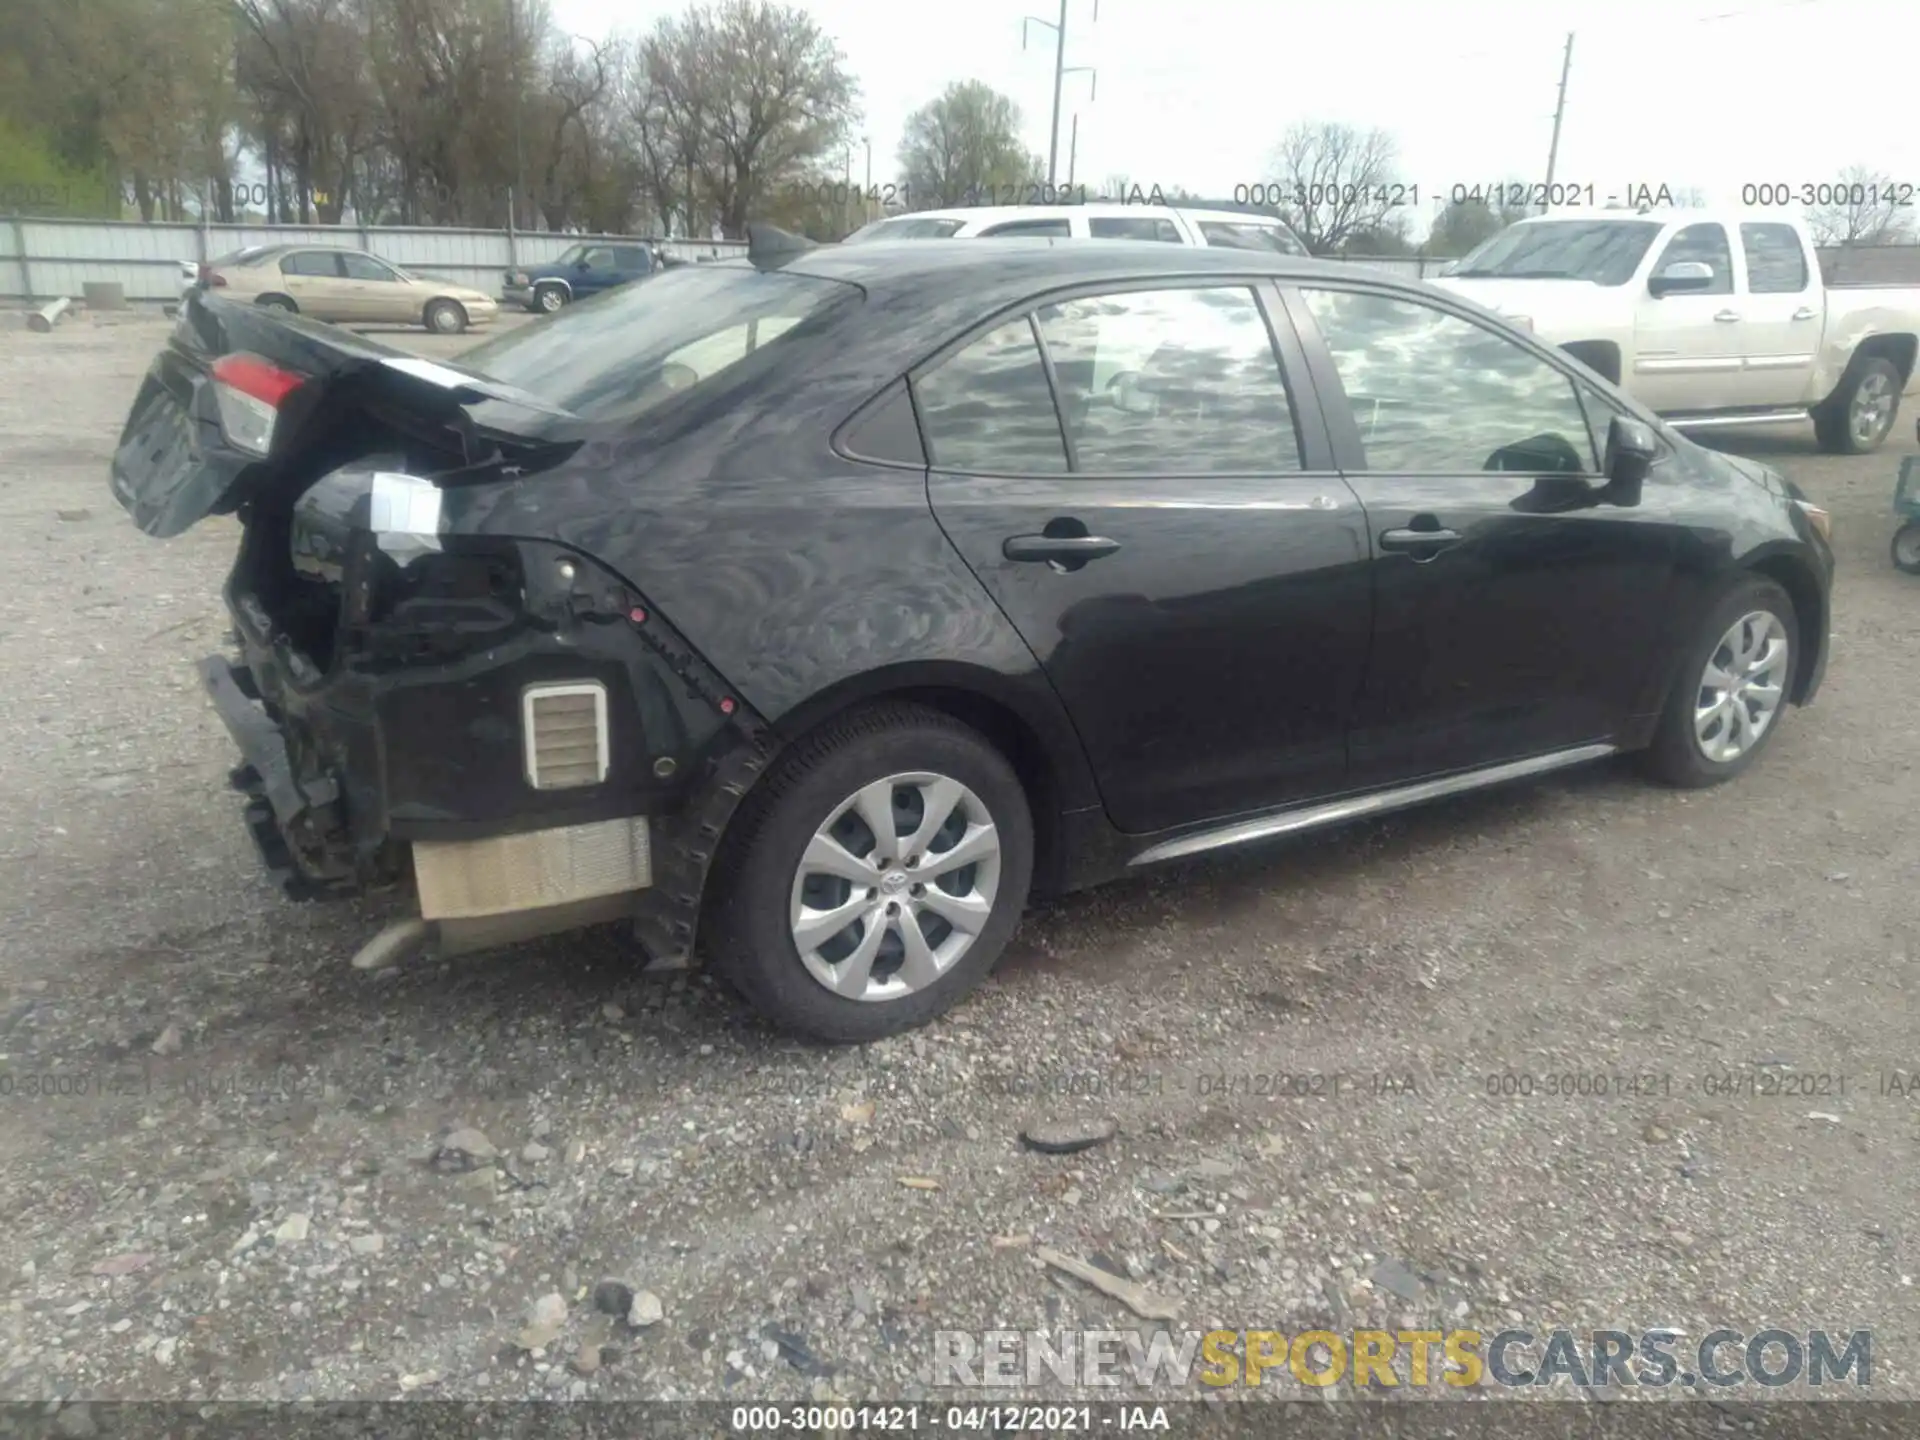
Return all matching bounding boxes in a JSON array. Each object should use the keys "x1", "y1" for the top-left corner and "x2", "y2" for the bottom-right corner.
[{"x1": 2, "y1": 309, "x2": 1918, "y2": 1411}]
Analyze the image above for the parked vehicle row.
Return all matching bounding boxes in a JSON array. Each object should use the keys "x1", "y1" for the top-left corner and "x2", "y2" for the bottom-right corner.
[
  {"x1": 1438, "y1": 207, "x2": 1920, "y2": 453},
  {"x1": 108, "y1": 229, "x2": 1832, "y2": 1042}
]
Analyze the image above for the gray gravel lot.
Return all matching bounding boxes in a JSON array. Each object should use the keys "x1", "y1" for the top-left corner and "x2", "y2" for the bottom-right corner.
[{"x1": 2, "y1": 309, "x2": 1918, "y2": 1410}]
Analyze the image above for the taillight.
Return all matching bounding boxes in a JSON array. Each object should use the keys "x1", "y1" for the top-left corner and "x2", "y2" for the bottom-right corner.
[
  {"x1": 210, "y1": 353, "x2": 305, "y2": 457},
  {"x1": 198, "y1": 264, "x2": 228, "y2": 287}
]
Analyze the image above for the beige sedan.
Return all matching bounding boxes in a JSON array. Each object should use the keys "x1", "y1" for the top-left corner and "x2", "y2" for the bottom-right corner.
[{"x1": 199, "y1": 245, "x2": 499, "y2": 334}]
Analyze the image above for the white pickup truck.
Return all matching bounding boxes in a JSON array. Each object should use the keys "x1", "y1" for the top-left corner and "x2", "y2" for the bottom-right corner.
[{"x1": 1434, "y1": 208, "x2": 1920, "y2": 453}]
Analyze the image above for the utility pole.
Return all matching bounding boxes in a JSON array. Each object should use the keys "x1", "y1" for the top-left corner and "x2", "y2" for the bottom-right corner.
[
  {"x1": 1067, "y1": 115, "x2": 1078, "y2": 188},
  {"x1": 1543, "y1": 31, "x2": 1574, "y2": 196},
  {"x1": 1023, "y1": 0, "x2": 1097, "y2": 188},
  {"x1": 508, "y1": 0, "x2": 527, "y2": 230}
]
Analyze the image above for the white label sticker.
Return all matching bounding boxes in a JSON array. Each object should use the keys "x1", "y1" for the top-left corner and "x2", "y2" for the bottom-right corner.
[{"x1": 369, "y1": 471, "x2": 443, "y2": 559}]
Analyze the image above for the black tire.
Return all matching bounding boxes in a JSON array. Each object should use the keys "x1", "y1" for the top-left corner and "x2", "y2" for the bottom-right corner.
[
  {"x1": 705, "y1": 703, "x2": 1034, "y2": 1044},
  {"x1": 1813, "y1": 356, "x2": 1902, "y2": 455},
  {"x1": 1638, "y1": 575, "x2": 1798, "y2": 789},
  {"x1": 534, "y1": 284, "x2": 567, "y2": 313},
  {"x1": 424, "y1": 299, "x2": 467, "y2": 335},
  {"x1": 256, "y1": 294, "x2": 298, "y2": 313},
  {"x1": 1893, "y1": 523, "x2": 1920, "y2": 575}
]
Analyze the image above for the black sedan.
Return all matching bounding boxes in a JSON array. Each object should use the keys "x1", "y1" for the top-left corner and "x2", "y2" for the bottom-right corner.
[{"x1": 108, "y1": 229, "x2": 1834, "y2": 1042}]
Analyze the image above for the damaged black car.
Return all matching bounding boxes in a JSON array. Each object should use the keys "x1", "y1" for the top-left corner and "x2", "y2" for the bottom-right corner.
[{"x1": 110, "y1": 229, "x2": 1833, "y2": 1042}]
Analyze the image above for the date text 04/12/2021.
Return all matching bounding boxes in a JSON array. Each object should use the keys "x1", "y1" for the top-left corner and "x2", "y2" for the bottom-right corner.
[{"x1": 730, "y1": 1405, "x2": 1169, "y2": 1432}]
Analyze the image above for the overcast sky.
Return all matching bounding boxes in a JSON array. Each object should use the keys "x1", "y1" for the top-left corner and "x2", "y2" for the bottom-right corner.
[{"x1": 554, "y1": 0, "x2": 1916, "y2": 224}]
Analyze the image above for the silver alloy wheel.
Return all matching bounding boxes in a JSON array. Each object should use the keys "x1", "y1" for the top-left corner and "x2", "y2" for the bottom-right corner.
[
  {"x1": 1694, "y1": 610, "x2": 1790, "y2": 763},
  {"x1": 1851, "y1": 370, "x2": 1894, "y2": 446},
  {"x1": 428, "y1": 302, "x2": 462, "y2": 334},
  {"x1": 789, "y1": 771, "x2": 1002, "y2": 1003},
  {"x1": 537, "y1": 287, "x2": 565, "y2": 312}
]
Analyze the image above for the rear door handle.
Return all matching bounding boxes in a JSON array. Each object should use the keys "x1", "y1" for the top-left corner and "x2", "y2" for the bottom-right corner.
[
  {"x1": 1002, "y1": 534, "x2": 1121, "y2": 563},
  {"x1": 1714, "y1": 309, "x2": 1742, "y2": 323},
  {"x1": 1379, "y1": 527, "x2": 1462, "y2": 553}
]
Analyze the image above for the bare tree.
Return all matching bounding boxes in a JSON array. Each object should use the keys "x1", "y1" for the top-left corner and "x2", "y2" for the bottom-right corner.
[
  {"x1": 235, "y1": 0, "x2": 378, "y2": 223},
  {"x1": 897, "y1": 81, "x2": 1039, "y2": 209},
  {"x1": 1426, "y1": 183, "x2": 1534, "y2": 257},
  {"x1": 636, "y1": 0, "x2": 858, "y2": 239},
  {"x1": 1807, "y1": 165, "x2": 1918, "y2": 247},
  {"x1": 1266, "y1": 121, "x2": 1409, "y2": 256}
]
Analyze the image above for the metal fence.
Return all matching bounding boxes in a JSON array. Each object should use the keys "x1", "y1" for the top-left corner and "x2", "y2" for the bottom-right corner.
[
  {"x1": 0, "y1": 216, "x2": 748, "y2": 304},
  {"x1": 0, "y1": 214, "x2": 1465, "y2": 304}
]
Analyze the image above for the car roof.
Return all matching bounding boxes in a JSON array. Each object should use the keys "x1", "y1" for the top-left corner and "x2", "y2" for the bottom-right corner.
[
  {"x1": 886, "y1": 202, "x2": 1296, "y2": 227},
  {"x1": 759, "y1": 237, "x2": 1361, "y2": 300}
]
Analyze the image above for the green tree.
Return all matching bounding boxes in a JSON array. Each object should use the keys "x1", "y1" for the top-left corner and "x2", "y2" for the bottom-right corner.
[{"x1": 897, "y1": 80, "x2": 1039, "y2": 209}]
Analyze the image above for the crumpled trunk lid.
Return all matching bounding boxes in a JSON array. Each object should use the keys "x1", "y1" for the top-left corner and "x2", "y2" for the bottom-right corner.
[{"x1": 109, "y1": 290, "x2": 573, "y2": 538}]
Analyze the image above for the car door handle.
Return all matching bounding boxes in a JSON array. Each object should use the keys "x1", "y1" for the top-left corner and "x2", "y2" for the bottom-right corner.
[
  {"x1": 1714, "y1": 310, "x2": 1742, "y2": 323},
  {"x1": 1003, "y1": 534, "x2": 1121, "y2": 563},
  {"x1": 1792, "y1": 307, "x2": 1817, "y2": 321},
  {"x1": 1379, "y1": 527, "x2": 1462, "y2": 552}
]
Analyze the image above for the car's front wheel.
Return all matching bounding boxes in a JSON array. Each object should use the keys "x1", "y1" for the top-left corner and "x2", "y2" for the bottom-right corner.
[
  {"x1": 424, "y1": 299, "x2": 467, "y2": 335},
  {"x1": 1639, "y1": 575, "x2": 1797, "y2": 788},
  {"x1": 707, "y1": 704, "x2": 1034, "y2": 1043},
  {"x1": 534, "y1": 284, "x2": 567, "y2": 313}
]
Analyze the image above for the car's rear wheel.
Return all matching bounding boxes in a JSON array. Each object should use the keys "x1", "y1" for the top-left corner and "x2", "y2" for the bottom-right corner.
[
  {"x1": 424, "y1": 299, "x2": 467, "y2": 335},
  {"x1": 534, "y1": 284, "x2": 567, "y2": 313},
  {"x1": 1638, "y1": 575, "x2": 1797, "y2": 788},
  {"x1": 1814, "y1": 356, "x2": 1902, "y2": 454},
  {"x1": 257, "y1": 295, "x2": 298, "y2": 313},
  {"x1": 706, "y1": 703, "x2": 1033, "y2": 1043}
]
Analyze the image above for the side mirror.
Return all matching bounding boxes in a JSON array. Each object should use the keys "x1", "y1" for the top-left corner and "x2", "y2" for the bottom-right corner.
[
  {"x1": 1601, "y1": 415, "x2": 1658, "y2": 506},
  {"x1": 1649, "y1": 260, "x2": 1713, "y2": 297}
]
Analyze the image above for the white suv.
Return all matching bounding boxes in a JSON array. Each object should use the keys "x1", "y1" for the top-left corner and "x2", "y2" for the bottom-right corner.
[{"x1": 843, "y1": 203, "x2": 1309, "y2": 255}]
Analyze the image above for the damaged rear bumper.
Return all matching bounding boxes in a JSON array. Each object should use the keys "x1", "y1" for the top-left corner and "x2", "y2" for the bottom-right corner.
[
  {"x1": 201, "y1": 655, "x2": 358, "y2": 901},
  {"x1": 200, "y1": 516, "x2": 772, "y2": 966}
]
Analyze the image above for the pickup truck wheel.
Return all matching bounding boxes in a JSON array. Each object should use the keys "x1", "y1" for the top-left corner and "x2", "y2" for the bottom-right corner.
[
  {"x1": 534, "y1": 284, "x2": 567, "y2": 313},
  {"x1": 424, "y1": 299, "x2": 467, "y2": 335},
  {"x1": 1638, "y1": 576, "x2": 1796, "y2": 789},
  {"x1": 706, "y1": 703, "x2": 1034, "y2": 1044},
  {"x1": 1814, "y1": 357, "x2": 1901, "y2": 454}
]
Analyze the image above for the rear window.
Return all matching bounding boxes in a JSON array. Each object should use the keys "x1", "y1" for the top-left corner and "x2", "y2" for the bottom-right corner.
[
  {"x1": 1196, "y1": 221, "x2": 1308, "y2": 256},
  {"x1": 844, "y1": 217, "x2": 966, "y2": 242},
  {"x1": 455, "y1": 263, "x2": 856, "y2": 427}
]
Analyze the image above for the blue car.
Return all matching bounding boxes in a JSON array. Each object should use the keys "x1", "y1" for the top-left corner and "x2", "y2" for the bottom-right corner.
[{"x1": 502, "y1": 241, "x2": 667, "y2": 313}]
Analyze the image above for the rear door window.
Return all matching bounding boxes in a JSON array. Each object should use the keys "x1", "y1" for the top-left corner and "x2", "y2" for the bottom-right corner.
[
  {"x1": 914, "y1": 319, "x2": 1069, "y2": 473},
  {"x1": 1197, "y1": 221, "x2": 1308, "y2": 255},
  {"x1": 1088, "y1": 216, "x2": 1182, "y2": 242},
  {"x1": 1739, "y1": 223, "x2": 1809, "y2": 294},
  {"x1": 281, "y1": 251, "x2": 342, "y2": 277},
  {"x1": 978, "y1": 219, "x2": 1071, "y2": 238},
  {"x1": 1034, "y1": 286, "x2": 1305, "y2": 473}
]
